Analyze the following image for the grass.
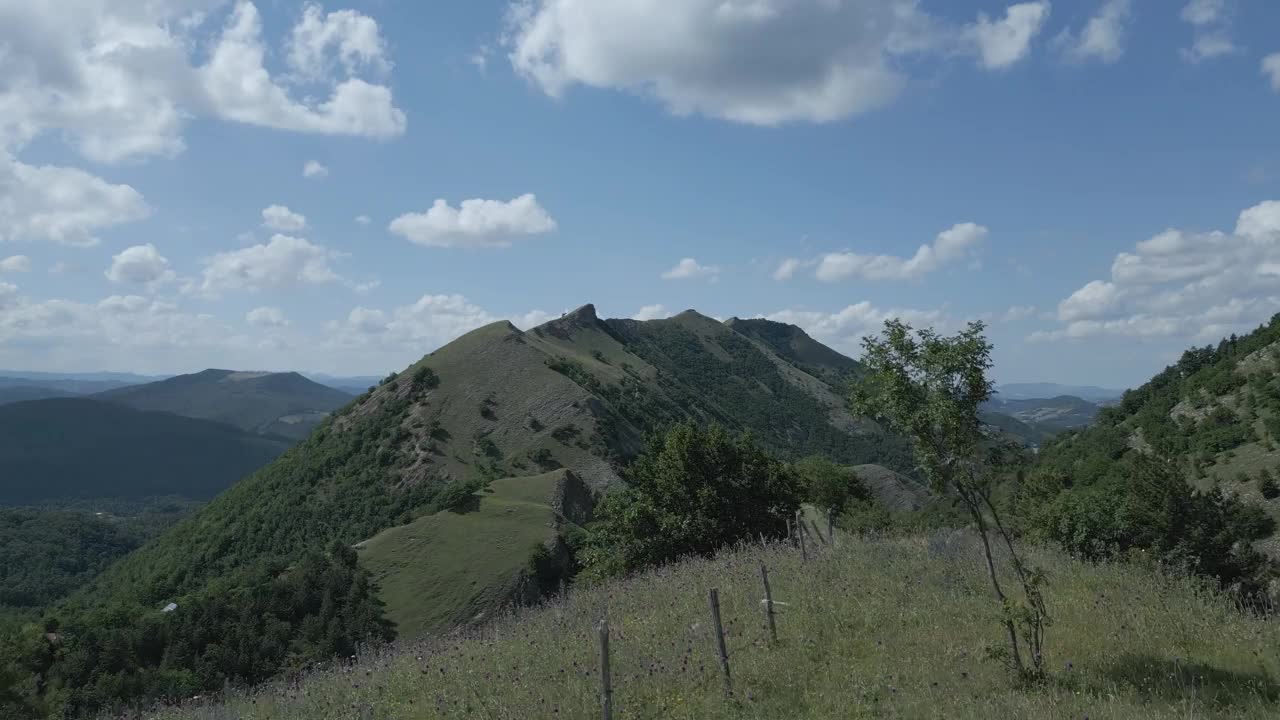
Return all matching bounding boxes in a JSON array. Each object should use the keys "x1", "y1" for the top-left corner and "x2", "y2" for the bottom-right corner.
[
  {"x1": 153, "y1": 530, "x2": 1279, "y2": 720},
  {"x1": 356, "y1": 473, "x2": 563, "y2": 640}
]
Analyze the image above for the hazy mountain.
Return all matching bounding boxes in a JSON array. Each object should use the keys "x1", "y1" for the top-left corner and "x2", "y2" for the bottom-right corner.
[
  {"x1": 305, "y1": 373, "x2": 384, "y2": 395},
  {"x1": 0, "y1": 398, "x2": 291, "y2": 505},
  {"x1": 984, "y1": 395, "x2": 1102, "y2": 434},
  {"x1": 97, "y1": 369, "x2": 354, "y2": 440},
  {"x1": 0, "y1": 385, "x2": 77, "y2": 405},
  {"x1": 996, "y1": 382, "x2": 1124, "y2": 403}
]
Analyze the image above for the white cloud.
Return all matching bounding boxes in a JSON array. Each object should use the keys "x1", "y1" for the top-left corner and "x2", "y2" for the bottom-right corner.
[
  {"x1": 1035, "y1": 199, "x2": 1280, "y2": 342},
  {"x1": 814, "y1": 222, "x2": 988, "y2": 282},
  {"x1": 761, "y1": 301, "x2": 953, "y2": 355},
  {"x1": 1001, "y1": 305, "x2": 1038, "y2": 322},
  {"x1": 0, "y1": 255, "x2": 31, "y2": 273},
  {"x1": 964, "y1": 2, "x2": 1052, "y2": 70},
  {"x1": 246, "y1": 306, "x2": 288, "y2": 327},
  {"x1": 773, "y1": 258, "x2": 804, "y2": 281},
  {"x1": 105, "y1": 243, "x2": 174, "y2": 286},
  {"x1": 285, "y1": 3, "x2": 390, "y2": 81},
  {"x1": 200, "y1": 2, "x2": 406, "y2": 139},
  {"x1": 355, "y1": 214, "x2": 372, "y2": 225},
  {"x1": 302, "y1": 160, "x2": 329, "y2": 179},
  {"x1": 661, "y1": 258, "x2": 720, "y2": 281},
  {"x1": 1055, "y1": 0, "x2": 1131, "y2": 64},
  {"x1": 633, "y1": 304, "x2": 671, "y2": 321},
  {"x1": 506, "y1": 1, "x2": 1049, "y2": 127},
  {"x1": 1264, "y1": 54, "x2": 1280, "y2": 91},
  {"x1": 198, "y1": 234, "x2": 342, "y2": 295},
  {"x1": 1179, "y1": 0, "x2": 1236, "y2": 63},
  {"x1": 262, "y1": 204, "x2": 307, "y2": 232},
  {"x1": 0, "y1": 153, "x2": 150, "y2": 246},
  {"x1": 0, "y1": 1, "x2": 405, "y2": 166},
  {"x1": 389, "y1": 194, "x2": 557, "y2": 248}
]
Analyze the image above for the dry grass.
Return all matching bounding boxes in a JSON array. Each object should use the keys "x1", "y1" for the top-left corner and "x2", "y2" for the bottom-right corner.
[{"x1": 143, "y1": 532, "x2": 1279, "y2": 720}]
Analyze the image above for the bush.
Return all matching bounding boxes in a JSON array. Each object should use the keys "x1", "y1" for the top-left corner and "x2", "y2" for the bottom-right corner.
[
  {"x1": 794, "y1": 456, "x2": 868, "y2": 514},
  {"x1": 584, "y1": 422, "x2": 802, "y2": 577},
  {"x1": 1259, "y1": 468, "x2": 1280, "y2": 500}
]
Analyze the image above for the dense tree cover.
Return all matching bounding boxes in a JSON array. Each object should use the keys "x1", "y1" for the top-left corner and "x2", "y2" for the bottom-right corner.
[
  {"x1": 1027, "y1": 315, "x2": 1280, "y2": 601},
  {"x1": 0, "y1": 510, "x2": 144, "y2": 610},
  {"x1": 2, "y1": 544, "x2": 390, "y2": 718},
  {"x1": 602, "y1": 317, "x2": 917, "y2": 472},
  {"x1": 0, "y1": 399, "x2": 290, "y2": 504},
  {"x1": 794, "y1": 456, "x2": 869, "y2": 514},
  {"x1": 583, "y1": 422, "x2": 803, "y2": 577},
  {"x1": 1, "y1": 389, "x2": 445, "y2": 716}
]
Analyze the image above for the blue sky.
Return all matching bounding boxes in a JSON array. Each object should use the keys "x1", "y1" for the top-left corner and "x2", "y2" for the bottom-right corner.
[{"x1": 1, "y1": 0, "x2": 1278, "y2": 388}]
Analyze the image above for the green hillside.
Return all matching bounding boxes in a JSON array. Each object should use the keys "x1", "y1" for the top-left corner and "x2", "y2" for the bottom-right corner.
[
  {"x1": 1030, "y1": 314, "x2": 1280, "y2": 561},
  {"x1": 153, "y1": 533, "x2": 1279, "y2": 720},
  {"x1": 98, "y1": 369, "x2": 353, "y2": 440},
  {"x1": 987, "y1": 394, "x2": 1102, "y2": 432},
  {"x1": 7, "y1": 306, "x2": 925, "y2": 715},
  {"x1": 0, "y1": 398, "x2": 291, "y2": 504}
]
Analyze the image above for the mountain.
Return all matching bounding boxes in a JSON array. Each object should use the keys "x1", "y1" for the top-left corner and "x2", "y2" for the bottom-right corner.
[
  {"x1": 305, "y1": 373, "x2": 384, "y2": 395},
  {"x1": 1033, "y1": 315, "x2": 1280, "y2": 556},
  {"x1": 0, "y1": 398, "x2": 292, "y2": 505},
  {"x1": 0, "y1": 384, "x2": 76, "y2": 405},
  {"x1": 0, "y1": 374, "x2": 144, "y2": 396},
  {"x1": 984, "y1": 394, "x2": 1102, "y2": 433},
  {"x1": 996, "y1": 382, "x2": 1124, "y2": 403},
  {"x1": 31, "y1": 305, "x2": 923, "y2": 714},
  {"x1": 97, "y1": 368, "x2": 354, "y2": 440}
]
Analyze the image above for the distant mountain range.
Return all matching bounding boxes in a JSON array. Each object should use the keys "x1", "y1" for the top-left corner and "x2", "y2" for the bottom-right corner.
[
  {"x1": 97, "y1": 368, "x2": 354, "y2": 440},
  {"x1": 995, "y1": 382, "x2": 1125, "y2": 403}
]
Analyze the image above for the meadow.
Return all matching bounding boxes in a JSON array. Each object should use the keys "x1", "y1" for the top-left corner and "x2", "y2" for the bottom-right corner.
[{"x1": 141, "y1": 528, "x2": 1280, "y2": 720}]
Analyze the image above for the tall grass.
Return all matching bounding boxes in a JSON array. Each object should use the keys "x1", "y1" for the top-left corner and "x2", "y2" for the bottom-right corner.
[{"x1": 140, "y1": 532, "x2": 1278, "y2": 719}]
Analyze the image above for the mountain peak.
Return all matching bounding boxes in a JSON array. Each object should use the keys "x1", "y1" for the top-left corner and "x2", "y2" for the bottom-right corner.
[{"x1": 565, "y1": 303, "x2": 598, "y2": 323}]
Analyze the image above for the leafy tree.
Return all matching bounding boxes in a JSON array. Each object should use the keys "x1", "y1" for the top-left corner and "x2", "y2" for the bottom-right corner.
[
  {"x1": 794, "y1": 456, "x2": 868, "y2": 515},
  {"x1": 585, "y1": 422, "x2": 802, "y2": 576},
  {"x1": 851, "y1": 319, "x2": 1048, "y2": 677}
]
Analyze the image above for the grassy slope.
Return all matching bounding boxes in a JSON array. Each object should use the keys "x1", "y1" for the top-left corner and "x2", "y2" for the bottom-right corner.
[
  {"x1": 357, "y1": 472, "x2": 565, "y2": 640},
  {"x1": 161, "y1": 533, "x2": 1279, "y2": 720},
  {"x1": 0, "y1": 398, "x2": 291, "y2": 504}
]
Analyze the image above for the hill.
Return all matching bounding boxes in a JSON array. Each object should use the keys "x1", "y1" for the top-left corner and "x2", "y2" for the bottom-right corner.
[
  {"x1": 0, "y1": 375, "x2": 140, "y2": 396},
  {"x1": 1032, "y1": 315, "x2": 1280, "y2": 557},
  {"x1": 985, "y1": 394, "x2": 1102, "y2": 433},
  {"x1": 0, "y1": 398, "x2": 291, "y2": 504},
  {"x1": 20, "y1": 305, "x2": 925, "y2": 714},
  {"x1": 997, "y1": 382, "x2": 1124, "y2": 403},
  {"x1": 150, "y1": 533, "x2": 1280, "y2": 720},
  {"x1": 0, "y1": 385, "x2": 76, "y2": 405},
  {"x1": 98, "y1": 369, "x2": 354, "y2": 440}
]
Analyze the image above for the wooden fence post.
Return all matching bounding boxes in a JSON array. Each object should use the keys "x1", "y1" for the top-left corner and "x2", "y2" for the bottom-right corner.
[
  {"x1": 827, "y1": 507, "x2": 835, "y2": 548},
  {"x1": 785, "y1": 517, "x2": 793, "y2": 547},
  {"x1": 760, "y1": 563, "x2": 777, "y2": 643},
  {"x1": 796, "y1": 511, "x2": 808, "y2": 562},
  {"x1": 598, "y1": 619, "x2": 613, "y2": 720},
  {"x1": 708, "y1": 588, "x2": 732, "y2": 695}
]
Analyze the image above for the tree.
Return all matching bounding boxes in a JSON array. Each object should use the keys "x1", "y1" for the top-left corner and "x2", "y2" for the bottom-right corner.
[
  {"x1": 794, "y1": 455, "x2": 867, "y2": 515},
  {"x1": 850, "y1": 319, "x2": 1048, "y2": 677},
  {"x1": 1260, "y1": 468, "x2": 1280, "y2": 500},
  {"x1": 585, "y1": 422, "x2": 802, "y2": 576}
]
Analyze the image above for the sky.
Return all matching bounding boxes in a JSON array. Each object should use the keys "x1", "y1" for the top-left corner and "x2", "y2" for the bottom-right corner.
[{"x1": 1, "y1": 0, "x2": 1279, "y2": 389}]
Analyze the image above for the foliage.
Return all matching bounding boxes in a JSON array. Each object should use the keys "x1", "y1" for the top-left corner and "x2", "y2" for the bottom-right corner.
[
  {"x1": 0, "y1": 509, "x2": 143, "y2": 609},
  {"x1": 851, "y1": 319, "x2": 1049, "y2": 678},
  {"x1": 584, "y1": 422, "x2": 802, "y2": 577},
  {"x1": 1259, "y1": 468, "x2": 1280, "y2": 500},
  {"x1": 794, "y1": 456, "x2": 868, "y2": 514}
]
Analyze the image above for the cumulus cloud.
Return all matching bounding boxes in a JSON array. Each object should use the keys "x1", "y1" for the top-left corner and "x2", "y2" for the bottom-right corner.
[
  {"x1": 506, "y1": 1, "x2": 1048, "y2": 127},
  {"x1": 198, "y1": 234, "x2": 342, "y2": 295},
  {"x1": 389, "y1": 194, "x2": 557, "y2": 248},
  {"x1": 1055, "y1": 0, "x2": 1131, "y2": 64},
  {"x1": 761, "y1": 301, "x2": 953, "y2": 355},
  {"x1": 661, "y1": 258, "x2": 720, "y2": 281},
  {"x1": 633, "y1": 304, "x2": 671, "y2": 321},
  {"x1": 1179, "y1": 0, "x2": 1236, "y2": 63},
  {"x1": 0, "y1": 256, "x2": 31, "y2": 273},
  {"x1": 246, "y1": 306, "x2": 288, "y2": 327},
  {"x1": 1264, "y1": 54, "x2": 1280, "y2": 91},
  {"x1": 105, "y1": 243, "x2": 175, "y2": 286},
  {"x1": 1033, "y1": 199, "x2": 1280, "y2": 342},
  {"x1": 963, "y1": 1, "x2": 1052, "y2": 70},
  {"x1": 0, "y1": 1, "x2": 405, "y2": 166},
  {"x1": 814, "y1": 222, "x2": 988, "y2": 282},
  {"x1": 262, "y1": 205, "x2": 307, "y2": 232},
  {"x1": 0, "y1": 153, "x2": 150, "y2": 246},
  {"x1": 355, "y1": 214, "x2": 372, "y2": 225},
  {"x1": 302, "y1": 160, "x2": 329, "y2": 179}
]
